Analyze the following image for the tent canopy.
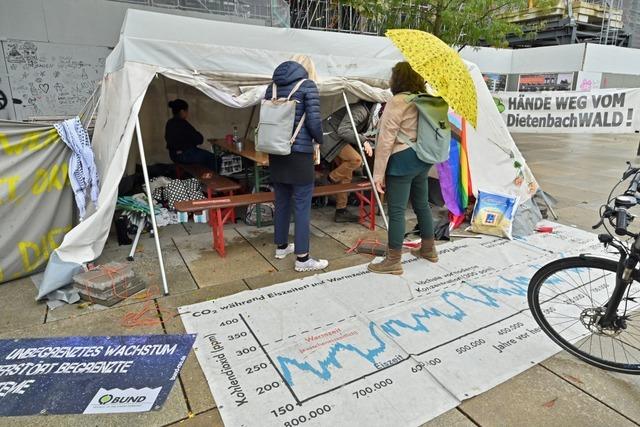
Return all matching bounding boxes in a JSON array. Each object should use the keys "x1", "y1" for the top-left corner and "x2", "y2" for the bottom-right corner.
[
  {"x1": 106, "y1": 9, "x2": 402, "y2": 84},
  {"x1": 39, "y1": 9, "x2": 537, "y2": 301}
]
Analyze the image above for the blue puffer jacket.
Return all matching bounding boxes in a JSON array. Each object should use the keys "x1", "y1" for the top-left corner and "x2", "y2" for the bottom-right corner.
[{"x1": 264, "y1": 61, "x2": 323, "y2": 154}]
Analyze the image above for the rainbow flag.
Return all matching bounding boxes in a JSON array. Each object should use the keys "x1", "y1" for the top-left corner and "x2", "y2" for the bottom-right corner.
[{"x1": 436, "y1": 111, "x2": 473, "y2": 225}]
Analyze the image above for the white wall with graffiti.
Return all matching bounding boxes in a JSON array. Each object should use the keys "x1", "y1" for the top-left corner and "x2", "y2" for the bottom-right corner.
[
  {"x1": 0, "y1": 0, "x2": 270, "y2": 120},
  {"x1": 0, "y1": 54, "x2": 15, "y2": 120},
  {"x1": 1, "y1": 40, "x2": 109, "y2": 119}
]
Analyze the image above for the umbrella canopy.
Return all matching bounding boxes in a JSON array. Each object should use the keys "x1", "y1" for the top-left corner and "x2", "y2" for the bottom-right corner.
[{"x1": 386, "y1": 29, "x2": 478, "y2": 128}]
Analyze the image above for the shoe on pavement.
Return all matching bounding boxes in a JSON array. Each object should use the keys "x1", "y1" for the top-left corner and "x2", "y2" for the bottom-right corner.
[
  {"x1": 368, "y1": 248, "x2": 403, "y2": 275},
  {"x1": 334, "y1": 209, "x2": 359, "y2": 223},
  {"x1": 275, "y1": 243, "x2": 295, "y2": 259},
  {"x1": 295, "y1": 257, "x2": 329, "y2": 272},
  {"x1": 411, "y1": 239, "x2": 439, "y2": 263}
]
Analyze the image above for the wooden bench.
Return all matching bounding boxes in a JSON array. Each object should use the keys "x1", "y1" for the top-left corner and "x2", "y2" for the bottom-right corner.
[
  {"x1": 175, "y1": 163, "x2": 242, "y2": 222},
  {"x1": 175, "y1": 181, "x2": 376, "y2": 257}
]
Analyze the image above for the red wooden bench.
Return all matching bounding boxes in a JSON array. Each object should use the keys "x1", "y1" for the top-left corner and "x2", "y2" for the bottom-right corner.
[
  {"x1": 175, "y1": 181, "x2": 376, "y2": 257},
  {"x1": 175, "y1": 163, "x2": 241, "y2": 222}
]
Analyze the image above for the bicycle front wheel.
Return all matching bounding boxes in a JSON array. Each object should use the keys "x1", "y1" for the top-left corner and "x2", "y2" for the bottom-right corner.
[{"x1": 529, "y1": 256, "x2": 640, "y2": 374}]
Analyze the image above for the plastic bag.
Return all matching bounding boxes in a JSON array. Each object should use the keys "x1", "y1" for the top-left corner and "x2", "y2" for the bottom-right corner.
[
  {"x1": 245, "y1": 184, "x2": 275, "y2": 226},
  {"x1": 469, "y1": 190, "x2": 519, "y2": 240}
]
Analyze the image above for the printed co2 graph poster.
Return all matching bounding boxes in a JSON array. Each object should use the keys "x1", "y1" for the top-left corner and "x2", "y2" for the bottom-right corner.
[{"x1": 180, "y1": 225, "x2": 605, "y2": 426}]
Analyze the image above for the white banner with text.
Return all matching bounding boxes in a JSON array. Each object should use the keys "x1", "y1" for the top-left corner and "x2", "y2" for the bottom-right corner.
[
  {"x1": 495, "y1": 89, "x2": 640, "y2": 133},
  {"x1": 180, "y1": 225, "x2": 606, "y2": 426}
]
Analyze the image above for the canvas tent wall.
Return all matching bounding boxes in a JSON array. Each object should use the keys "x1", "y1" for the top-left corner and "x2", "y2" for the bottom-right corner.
[{"x1": 38, "y1": 9, "x2": 537, "y2": 299}]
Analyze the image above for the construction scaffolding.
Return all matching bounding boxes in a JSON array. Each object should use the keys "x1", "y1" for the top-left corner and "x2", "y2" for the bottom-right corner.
[
  {"x1": 505, "y1": 0, "x2": 630, "y2": 47},
  {"x1": 289, "y1": 0, "x2": 382, "y2": 34},
  {"x1": 110, "y1": 0, "x2": 291, "y2": 27}
]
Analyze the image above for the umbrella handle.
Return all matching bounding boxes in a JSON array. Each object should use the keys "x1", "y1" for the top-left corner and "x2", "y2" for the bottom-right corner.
[{"x1": 341, "y1": 92, "x2": 388, "y2": 230}]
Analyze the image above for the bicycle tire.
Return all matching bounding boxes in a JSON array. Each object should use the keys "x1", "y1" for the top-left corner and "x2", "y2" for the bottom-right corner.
[{"x1": 529, "y1": 256, "x2": 640, "y2": 375}]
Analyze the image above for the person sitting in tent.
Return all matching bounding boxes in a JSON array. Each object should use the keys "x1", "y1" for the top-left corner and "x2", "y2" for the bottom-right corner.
[
  {"x1": 368, "y1": 62, "x2": 438, "y2": 275},
  {"x1": 266, "y1": 59, "x2": 328, "y2": 272},
  {"x1": 165, "y1": 99, "x2": 216, "y2": 170},
  {"x1": 321, "y1": 101, "x2": 377, "y2": 223}
]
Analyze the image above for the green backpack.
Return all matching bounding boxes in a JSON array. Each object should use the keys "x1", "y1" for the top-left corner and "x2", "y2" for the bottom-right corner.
[{"x1": 397, "y1": 93, "x2": 451, "y2": 164}]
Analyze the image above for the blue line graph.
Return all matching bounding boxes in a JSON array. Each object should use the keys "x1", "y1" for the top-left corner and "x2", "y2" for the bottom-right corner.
[{"x1": 276, "y1": 268, "x2": 566, "y2": 387}]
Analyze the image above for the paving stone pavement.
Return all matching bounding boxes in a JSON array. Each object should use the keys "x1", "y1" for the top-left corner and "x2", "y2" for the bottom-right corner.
[{"x1": 1, "y1": 133, "x2": 640, "y2": 426}]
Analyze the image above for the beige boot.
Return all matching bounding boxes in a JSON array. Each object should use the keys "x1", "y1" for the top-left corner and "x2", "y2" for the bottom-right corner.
[
  {"x1": 368, "y1": 248, "x2": 403, "y2": 275},
  {"x1": 411, "y1": 239, "x2": 439, "y2": 263}
]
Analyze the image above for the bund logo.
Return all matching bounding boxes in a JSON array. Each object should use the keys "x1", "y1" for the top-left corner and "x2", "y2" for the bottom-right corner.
[{"x1": 84, "y1": 387, "x2": 161, "y2": 414}]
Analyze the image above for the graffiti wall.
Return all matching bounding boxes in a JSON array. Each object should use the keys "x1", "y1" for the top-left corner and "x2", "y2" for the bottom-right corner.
[{"x1": 1, "y1": 40, "x2": 109, "y2": 119}]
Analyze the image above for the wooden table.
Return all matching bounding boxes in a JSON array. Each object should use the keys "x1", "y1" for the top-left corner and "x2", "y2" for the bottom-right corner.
[
  {"x1": 208, "y1": 138, "x2": 268, "y2": 166},
  {"x1": 208, "y1": 138, "x2": 270, "y2": 226}
]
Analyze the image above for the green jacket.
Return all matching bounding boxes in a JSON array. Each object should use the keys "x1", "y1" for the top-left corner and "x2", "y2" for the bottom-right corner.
[{"x1": 320, "y1": 102, "x2": 371, "y2": 163}]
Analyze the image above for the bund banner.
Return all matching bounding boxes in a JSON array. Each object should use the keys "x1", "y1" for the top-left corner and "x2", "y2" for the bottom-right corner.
[{"x1": 495, "y1": 88, "x2": 640, "y2": 134}]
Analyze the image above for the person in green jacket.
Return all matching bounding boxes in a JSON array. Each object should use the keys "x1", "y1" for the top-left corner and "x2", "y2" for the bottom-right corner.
[
  {"x1": 368, "y1": 62, "x2": 438, "y2": 275},
  {"x1": 321, "y1": 101, "x2": 376, "y2": 222}
]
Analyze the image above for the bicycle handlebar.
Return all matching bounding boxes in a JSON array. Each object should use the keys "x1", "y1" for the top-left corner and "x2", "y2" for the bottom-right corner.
[
  {"x1": 616, "y1": 209, "x2": 629, "y2": 236},
  {"x1": 627, "y1": 171, "x2": 640, "y2": 196}
]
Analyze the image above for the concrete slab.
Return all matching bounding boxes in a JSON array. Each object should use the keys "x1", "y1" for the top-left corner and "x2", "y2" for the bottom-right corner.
[
  {"x1": 459, "y1": 365, "x2": 636, "y2": 426},
  {"x1": 244, "y1": 269, "x2": 318, "y2": 290},
  {"x1": 313, "y1": 221, "x2": 387, "y2": 249},
  {"x1": 535, "y1": 182, "x2": 604, "y2": 207},
  {"x1": 540, "y1": 173, "x2": 621, "y2": 196},
  {"x1": 0, "y1": 277, "x2": 46, "y2": 335},
  {"x1": 420, "y1": 409, "x2": 475, "y2": 427},
  {"x1": 100, "y1": 239, "x2": 197, "y2": 293},
  {"x1": 0, "y1": 302, "x2": 189, "y2": 426},
  {"x1": 322, "y1": 253, "x2": 373, "y2": 272},
  {"x1": 554, "y1": 206, "x2": 600, "y2": 230},
  {"x1": 236, "y1": 224, "x2": 349, "y2": 271},
  {"x1": 529, "y1": 164, "x2": 585, "y2": 179},
  {"x1": 167, "y1": 409, "x2": 224, "y2": 427},
  {"x1": 542, "y1": 352, "x2": 640, "y2": 424},
  {"x1": 156, "y1": 223, "x2": 191, "y2": 245},
  {"x1": 172, "y1": 230, "x2": 274, "y2": 287},
  {"x1": 47, "y1": 243, "x2": 198, "y2": 323},
  {"x1": 182, "y1": 222, "x2": 213, "y2": 236},
  {"x1": 158, "y1": 281, "x2": 249, "y2": 414}
]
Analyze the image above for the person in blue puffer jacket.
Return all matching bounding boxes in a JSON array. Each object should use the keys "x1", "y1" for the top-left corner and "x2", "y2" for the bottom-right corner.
[{"x1": 266, "y1": 59, "x2": 328, "y2": 272}]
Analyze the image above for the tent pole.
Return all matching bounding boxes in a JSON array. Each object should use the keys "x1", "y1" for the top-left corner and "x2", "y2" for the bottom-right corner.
[
  {"x1": 243, "y1": 105, "x2": 257, "y2": 142},
  {"x1": 342, "y1": 92, "x2": 388, "y2": 229},
  {"x1": 135, "y1": 117, "x2": 170, "y2": 296}
]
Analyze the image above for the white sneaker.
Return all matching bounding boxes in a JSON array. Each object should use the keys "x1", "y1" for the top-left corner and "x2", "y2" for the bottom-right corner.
[
  {"x1": 275, "y1": 244, "x2": 295, "y2": 259},
  {"x1": 295, "y1": 257, "x2": 329, "y2": 272}
]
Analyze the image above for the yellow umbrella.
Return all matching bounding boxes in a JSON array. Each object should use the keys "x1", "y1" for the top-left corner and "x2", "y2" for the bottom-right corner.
[{"x1": 386, "y1": 29, "x2": 478, "y2": 128}]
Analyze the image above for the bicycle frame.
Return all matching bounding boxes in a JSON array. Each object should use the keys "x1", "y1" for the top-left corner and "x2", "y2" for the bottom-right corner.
[{"x1": 597, "y1": 235, "x2": 640, "y2": 328}]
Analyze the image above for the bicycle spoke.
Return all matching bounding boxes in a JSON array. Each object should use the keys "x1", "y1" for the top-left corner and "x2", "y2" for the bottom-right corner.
[
  {"x1": 573, "y1": 267, "x2": 600, "y2": 308},
  {"x1": 547, "y1": 318, "x2": 583, "y2": 328},
  {"x1": 613, "y1": 337, "x2": 640, "y2": 361},
  {"x1": 616, "y1": 338, "x2": 629, "y2": 365},
  {"x1": 588, "y1": 268, "x2": 596, "y2": 309},
  {"x1": 603, "y1": 269, "x2": 611, "y2": 302},
  {"x1": 556, "y1": 319, "x2": 581, "y2": 336},
  {"x1": 556, "y1": 269, "x2": 595, "y2": 306},
  {"x1": 578, "y1": 334, "x2": 593, "y2": 351}
]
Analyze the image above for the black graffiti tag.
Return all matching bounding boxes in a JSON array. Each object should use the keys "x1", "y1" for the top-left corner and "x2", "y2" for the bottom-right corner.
[{"x1": 0, "y1": 90, "x2": 7, "y2": 110}]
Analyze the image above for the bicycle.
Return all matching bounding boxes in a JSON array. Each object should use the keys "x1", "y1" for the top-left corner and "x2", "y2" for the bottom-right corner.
[{"x1": 528, "y1": 161, "x2": 640, "y2": 374}]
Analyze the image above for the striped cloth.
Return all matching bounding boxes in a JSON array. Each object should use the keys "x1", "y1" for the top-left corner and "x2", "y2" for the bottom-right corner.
[{"x1": 54, "y1": 117, "x2": 100, "y2": 220}]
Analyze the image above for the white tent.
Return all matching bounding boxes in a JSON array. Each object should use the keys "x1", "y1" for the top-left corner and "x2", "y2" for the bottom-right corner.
[{"x1": 39, "y1": 9, "x2": 537, "y2": 299}]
